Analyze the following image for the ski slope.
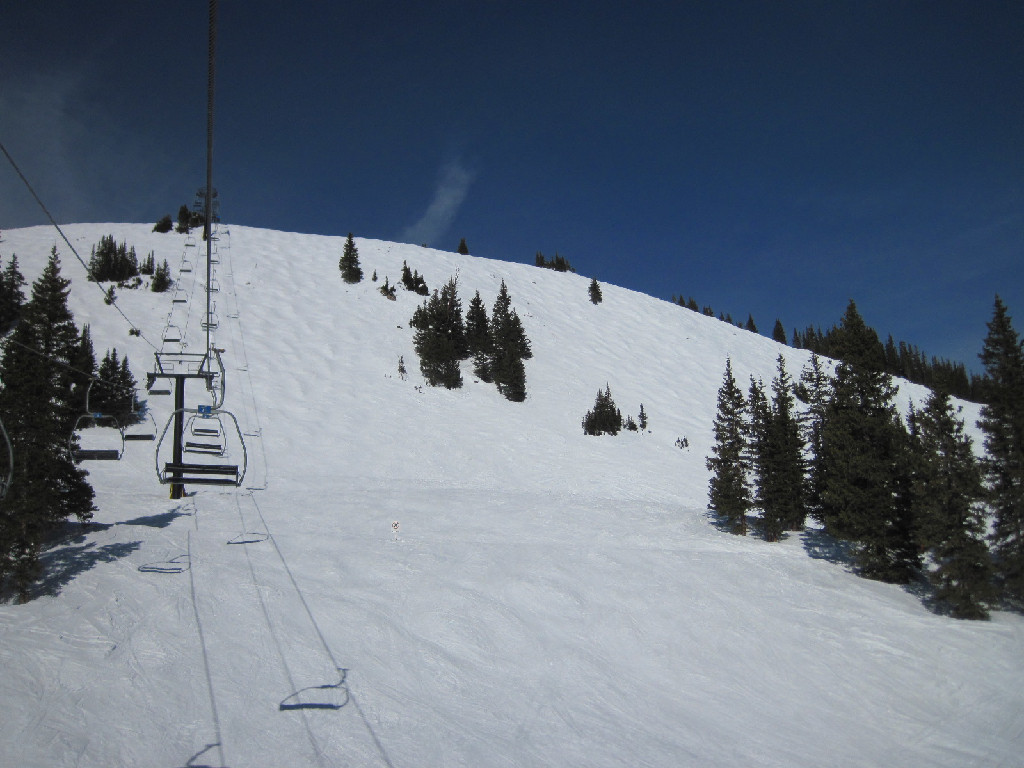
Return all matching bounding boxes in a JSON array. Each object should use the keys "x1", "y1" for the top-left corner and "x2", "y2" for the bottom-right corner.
[{"x1": 0, "y1": 223, "x2": 1021, "y2": 767}]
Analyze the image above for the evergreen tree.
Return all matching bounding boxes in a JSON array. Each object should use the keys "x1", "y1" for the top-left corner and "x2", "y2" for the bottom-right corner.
[
  {"x1": 68, "y1": 325, "x2": 97, "y2": 410},
  {"x1": 588, "y1": 278, "x2": 603, "y2": 304},
  {"x1": 819, "y1": 301, "x2": 919, "y2": 582},
  {"x1": 339, "y1": 233, "x2": 363, "y2": 283},
  {"x1": 638, "y1": 403, "x2": 648, "y2": 431},
  {"x1": 400, "y1": 261, "x2": 429, "y2": 295},
  {"x1": 582, "y1": 385, "x2": 623, "y2": 435},
  {"x1": 410, "y1": 277, "x2": 466, "y2": 389},
  {"x1": 458, "y1": 238, "x2": 469, "y2": 255},
  {"x1": 796, "y1": 353, "x2": 830, "y2": 523},
  {"x1": 976, "y1": 296, "x2": 1024, "y2": 601},
  {"x1": 772, "y1": 319, "x2": 787, "y2": 345},
  {"x1": 151, "y1": 260, "x2": 172, "y2": 292},
  {"x1": 176, "y1": 204, "x2": 192, "y2": 233},
  {"x1": 0, "y1": 248, "x2": 94, "y2": 600},
  {"x1": 0, "y1": 253, "x2": 27, "y2": 333},
  {"x1": 489, "y1": 281, "x2": 532, "y2": 402},
  {"x1": 745, "y1": 314, "x2": 758, "y2": 333},
  {"x1": 766, "y1": 355, "x2": 806, "y2": 534},
  {"x1": 465, "y1": 291, "x2": 493, "y2": 382},
  {"x1": 378, "y1": 277, "x2": 396, "y2": 300},
  {"x1": 912, "y1": 389, "x2": 994, "y2": 618},
  {"x1": 153, "y1": 214, "x2": 173, "y2": 233},
  {"x1": 706, "y1": 359, "x2": 750, "y2": 535}
]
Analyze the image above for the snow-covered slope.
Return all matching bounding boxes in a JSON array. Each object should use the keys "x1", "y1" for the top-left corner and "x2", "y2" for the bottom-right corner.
[{"x1": 0, "y1": 223, "x2": 1020, "y2": 768}]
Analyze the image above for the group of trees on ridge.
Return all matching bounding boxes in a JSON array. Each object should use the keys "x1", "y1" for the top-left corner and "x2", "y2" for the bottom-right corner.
[
  {"x1": 337, "y1": 236, "x2": 534, "y2": 401},
  {"x1": 412, "y1": 277, "x2": 533, "y2": 401},
  {"x1": 87, "y1": 234, "x2": 172, "y2": 293},
  {"x1": 582, "y1": 385, "x2": 646, "y2": 434},
  {"x1": 707, "y1": 297, "x2": 1024, "y2": 620},
  {"x1": 673, "y1": 293, "x2": 983, "y2": 402}
]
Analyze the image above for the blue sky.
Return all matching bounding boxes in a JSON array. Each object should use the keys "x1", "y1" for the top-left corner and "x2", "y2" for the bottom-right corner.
[{"x1": 2, "y1": 1, "x2": 1021, "y2": 373}]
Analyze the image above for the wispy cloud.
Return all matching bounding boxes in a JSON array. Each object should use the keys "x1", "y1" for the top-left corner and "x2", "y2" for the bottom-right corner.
[{"x1": 402, "y1": 158, "x2": 476, "y2": 247}]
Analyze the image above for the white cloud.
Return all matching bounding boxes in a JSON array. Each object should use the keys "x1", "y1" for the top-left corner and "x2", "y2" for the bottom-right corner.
[{"x1": 401, "y1": 158, "x2": 476, "y2": 247}]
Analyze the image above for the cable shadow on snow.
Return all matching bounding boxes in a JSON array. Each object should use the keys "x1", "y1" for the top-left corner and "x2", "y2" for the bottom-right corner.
[
  {"x1": 180, "y1": 741, "x2": 223, "y2": 768},
  {"x1": 279, "y1": 668, "x2": 350, "y2": 711}
]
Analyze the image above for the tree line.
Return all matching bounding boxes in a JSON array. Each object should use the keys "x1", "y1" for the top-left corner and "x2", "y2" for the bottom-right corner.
[
  {"x1": 673, "y1": 293, "x2": 983, "y2": 402},
  {"x1": 706, "y1": 298, "x2": 1024, "y2": 619}
]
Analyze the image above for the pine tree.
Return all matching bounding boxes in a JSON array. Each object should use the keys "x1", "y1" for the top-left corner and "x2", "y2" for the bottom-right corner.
[
  {"x1": 582, "y1": 385, "x2": 623, "y2": 435},
  {"x1": 766, "y1": 355, "x2": 806, "y2": 534},
  {"x1": 339, "y1": 233, "x2": 363, "y2": 283},
  {"x1": 706, "y1": 359, "x2": 750, "y2": 535},
  {"x1": 745, "y1": 314, "x2": 758, "y2": 333},
  {"x1": 772, "y1": 319, "x2": 787, "y2": 345},
  {"x1": 153, "y1": 214, "x2": 173, "y2": 233},
  {"x1": 489, "y1": 281, "x2": 532, "y2": 402},
  {"x1": 465, "y1": 291, "x2": 493, "y2": 382},
  {"x1": 176, "y1": 204, "x2": 192, "y2": 233},
  {"x1": 458, "y1": 238, "x2": 469, "y2": 255},
  {"x1": 588, "y1": 278, "x2": 603, "y2": 304},
  {"x1": 912, "y1": 389, "x2": 994, "y2": 618},
  {"x1": 819, "y1": 301, "x2": 919, "y2": 582},
  {"x1": 410, "y1": 277, "x2": 466, "y2": 389},
  {"x1": 638, "y1": 403, "x2": 648, "y2": 431},
  {"x1": 0, "y1": 248, "x2": 94, "y2": 600},
  {"x1": 976, "y1": 296, "x2": 1024, "y2": 601},
  {"x1": 151, "y1": 260, "x2": 173, "y2": 292},
  {"x1": 745, "y1": 377, "x2": 771, "y2": 533},
  {"x1": 68, "y1": 325, "x2": 97, "y2": 410},
  {"x1": 796, "y1": 352, "x2": 830, "y2": 523},
  {"x1": 0, "y1": 253, "x2": 27, "y2": 333}
]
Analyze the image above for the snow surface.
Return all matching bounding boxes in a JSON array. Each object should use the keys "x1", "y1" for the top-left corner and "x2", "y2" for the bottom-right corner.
[{"x1": 0, "y1": 223, "x2": 1021, "y2": 768}]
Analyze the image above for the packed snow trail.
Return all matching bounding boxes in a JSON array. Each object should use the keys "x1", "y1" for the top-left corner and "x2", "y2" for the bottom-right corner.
[{"x1": 0, "y1": 224, "x2": 1022, "y2": 767}]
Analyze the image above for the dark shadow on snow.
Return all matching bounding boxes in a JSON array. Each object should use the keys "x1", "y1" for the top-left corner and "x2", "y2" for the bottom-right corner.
[
  {"x1": 180, "y1": 741, "x2": 223, "y2": 768},
  {"x1": 801, "y1": 525, "x2": 856, "y2": 567},
  {"x1": 279, "y1": 668, "x2": 350, "y2": 711},
  {"x1": 26, "y1": 523, "x2": 142, "y2": 599},
  {"x1": 118, "y1": 509, "x2": 188, "y2": 528}
]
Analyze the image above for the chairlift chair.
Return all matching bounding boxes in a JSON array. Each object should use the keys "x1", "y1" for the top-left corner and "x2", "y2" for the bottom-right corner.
[
  {"x1": 156, "y1": 406, "x2": 247, "y2": 487},
  {"x1": 172, "y1": 289, "x2": 188, "y2": 304},
  {"x1": 124, "y1": 407, "x2": 158, "y2": 442},
  {"x1": 163, "y1": 325, "x2": 183, "y2": 344},
  {"x1": 179, "y1": 258, "x2": 193, "y2": 274},
  {"x1": 183, "y1": 413, "x2": 227, "y2": 456},
  {"x1": 70, "y1": 381, "x2": 125, "y2": 462}
]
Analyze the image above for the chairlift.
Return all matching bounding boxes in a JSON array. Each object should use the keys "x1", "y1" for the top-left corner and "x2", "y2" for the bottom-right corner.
[
  {"x1": 172, "y1": 289, "x2": 188, "y2": 304},
  {"x1": 124, "y1": 405, "x2": 158, "y2": 442},
  {"x1": 70, "y1": 381, "x2": 125, "y2": 462},
  {"x1": 183, "y1": 412, "x2": 227, "y2": 456},
  {"x1": 146, "y1": 371, "x2": 172, "y2": 396},
  {"x1": 163, "y1": 325, "x2": 183, "y2": 344},
  {"x1": 0, "y1": 416, "x2": 12, "y2": 501},
  {"x1": 156, "y1": 406, "x2": 247, "y2": 487},
  {"x1": 199, "y1": 349, "x2": 226, "y2": 410},
  {"x1": 179, "y1": 258, "x2": 193, "y2": 274}
]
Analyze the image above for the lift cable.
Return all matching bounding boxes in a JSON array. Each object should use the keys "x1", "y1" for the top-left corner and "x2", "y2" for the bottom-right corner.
[{"x1": 0, "y1": 139, "x2": 160, "y2": 352}]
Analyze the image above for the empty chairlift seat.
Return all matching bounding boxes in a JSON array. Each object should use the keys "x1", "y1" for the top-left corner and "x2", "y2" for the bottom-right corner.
[{"x1": 156, "y1": 406, "x2": 247, "y2": 488}]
